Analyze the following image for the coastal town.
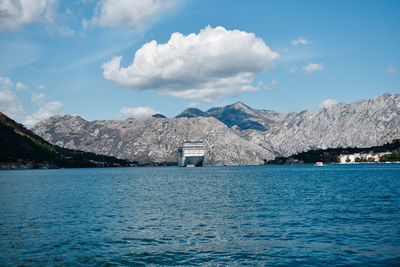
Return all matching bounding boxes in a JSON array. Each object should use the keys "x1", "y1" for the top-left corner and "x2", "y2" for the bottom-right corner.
[
  {"x1": 338, "y1": 152, "x2": 392, "y2": 163},
  {"x1": 264, "y1": 143, "x2": 400, "y2": 165}
]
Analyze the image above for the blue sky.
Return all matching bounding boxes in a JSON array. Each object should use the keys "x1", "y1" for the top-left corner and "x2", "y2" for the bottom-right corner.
[{"x1": 0, "y1": 0, "x2": 399, "y2": 126}]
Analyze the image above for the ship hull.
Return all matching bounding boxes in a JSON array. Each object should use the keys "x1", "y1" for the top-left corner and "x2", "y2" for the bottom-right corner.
[
  {"x1": 178, "y1": 140, "x2": 205, "y2": 167},
  {"x1": 178, "y1": 156, "x2": 204, "y2": 167}
]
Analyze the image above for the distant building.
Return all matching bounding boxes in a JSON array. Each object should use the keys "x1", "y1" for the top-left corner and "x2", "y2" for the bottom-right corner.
[{"x1": 339, "y1": 151, "x2": 391, "y2": 163}]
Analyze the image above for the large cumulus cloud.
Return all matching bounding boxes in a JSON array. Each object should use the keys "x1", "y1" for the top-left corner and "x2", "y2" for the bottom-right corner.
[{"x1": 102, "y1": 26, "x2": 279, "y2": 102}]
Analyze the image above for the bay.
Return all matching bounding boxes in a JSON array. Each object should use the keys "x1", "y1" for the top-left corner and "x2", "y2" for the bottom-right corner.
[{"x1": 0, "y1": 164, "x2": 399, "y2": 265}]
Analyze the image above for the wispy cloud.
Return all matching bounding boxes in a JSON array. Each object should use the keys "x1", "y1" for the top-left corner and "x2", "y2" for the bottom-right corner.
[
  {"x1": 16, "y1": 82, "x2": 28, "y2": 91},
  {"x1": 386, "y1": 65, "x2": 398, "y2": 75},
  {"x1": 60, "y1": 39, "x2": 138, "y2": 71},
  {"x1": 31, "y1": 92, "x2": 46, "y2": 105},
  {"x1": 291, "y1": 37, "x2": 311, "y2": 46},
  {"x1": 24, "y1": 101, "x2": 64, "y2": 126},
  {"x1": 0, "y1": 41, "x2": 46, "y2": 71},
  {"x1": 302, "y1": 63, "x2": 324, "y2": 74},
  {"x1": 185, "y1": 102, "x2": 199, "y2": 109},
  {"x1": 0, "y1": 76, "x2": 63, "y2": 127},
  {"x1": 118, "y1": 106, "x2": 159, "y2": 118},
  {"x1": 0, "y1": 76, "x2": 25, "y2": 121},
  {"x1": 0, "y1": 76, "x2": 13, "y2": 90},
  {"x1": 86, "y1": 0, "x2": 179, "y2": 30},
  {"x1": 320, "y1": 99, "x2": 337, "y2": 109}
]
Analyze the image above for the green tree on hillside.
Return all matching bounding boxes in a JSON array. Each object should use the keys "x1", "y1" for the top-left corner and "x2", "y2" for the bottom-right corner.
[{"x1": 380, "y1": 151, "x2": 400, "y2": 162}]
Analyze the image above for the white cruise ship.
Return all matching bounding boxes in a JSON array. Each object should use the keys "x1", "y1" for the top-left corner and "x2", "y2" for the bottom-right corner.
[{"x1": 178, "y1": 141, "x2": 205, "y2": 167}]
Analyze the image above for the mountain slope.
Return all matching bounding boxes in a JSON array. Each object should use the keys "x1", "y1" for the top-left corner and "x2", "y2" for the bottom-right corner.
[
  {"x1": 33, "y1": 116, "x2": 274, "y2": 165},
  {"x1": 0, "y1": 112, "x2": 138, "y2": 168},
  {"x1": 175, "y1": 108, "x2": 207, "y2": 118},
  {"x1": 32, "y1": 93, "x2": 400, "y2": 165},
  {"x1": 239, "y1": 93, "x2": 400, "y2": 156}
]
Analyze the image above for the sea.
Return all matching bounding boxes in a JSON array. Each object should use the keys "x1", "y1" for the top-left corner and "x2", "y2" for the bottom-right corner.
[{"x1": 0, "y1": 164, "x2": 399, "y2": 266}]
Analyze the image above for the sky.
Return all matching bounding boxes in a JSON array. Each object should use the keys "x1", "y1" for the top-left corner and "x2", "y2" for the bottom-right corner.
[{"x1": 0, "y1": 0, "x2": 399, "y2": 126}]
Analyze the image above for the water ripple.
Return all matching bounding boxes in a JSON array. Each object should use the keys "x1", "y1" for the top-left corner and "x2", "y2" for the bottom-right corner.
[{"x1": 0, "y1": 164, "x2": 400, "y2": 265}]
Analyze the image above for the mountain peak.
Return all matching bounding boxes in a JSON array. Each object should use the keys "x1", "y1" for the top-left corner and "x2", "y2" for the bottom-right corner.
[
  {"x1": 152, "y1": 113, "x2": 167, "y2": 118},
  {"x1": 175, "y1": 107, "x2": 206, "y2": 118},
  {"x1": 232, "y1": 101, "x2": 248, "y2": 108}
]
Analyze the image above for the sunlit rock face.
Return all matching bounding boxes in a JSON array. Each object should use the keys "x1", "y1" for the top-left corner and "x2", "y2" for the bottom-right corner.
[
  {"x1": 237, "y1": 93, "x2": 400, "y2": 157},
  {"x1": 33, "y1": 93, "x2": 400, "y2": 165},
  {"x1": 33, "y1": 116, "x2": 273, "y2": 165}
]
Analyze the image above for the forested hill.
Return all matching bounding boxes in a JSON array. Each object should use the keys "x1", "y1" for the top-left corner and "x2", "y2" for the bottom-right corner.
[{"x1": 0, "y1": 112, "x2": 152, "y2": 168}]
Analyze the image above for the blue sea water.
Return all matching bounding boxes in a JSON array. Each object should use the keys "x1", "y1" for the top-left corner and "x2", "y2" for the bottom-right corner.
[{"x1": 0, "y1": 164, "x2": 399, "y2": 266}]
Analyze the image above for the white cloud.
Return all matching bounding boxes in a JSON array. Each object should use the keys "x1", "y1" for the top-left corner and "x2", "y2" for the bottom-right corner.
[
  {"x1": 0, "y1": 89, "x2": 25, "y2": 120},
  {"x1": 0, "y1": 76, "x2": 63, "y2": 126},
  {"x1": 31, "y1": 92, "x2": 45, "y2": 105},
  {"x1": 89, "y1": 0, "x2": 178, "y2": 29},
  {"x1": 23, "y1": 101, "x2": 63, "y2": 126},
  {"x1": 386, "y1": 65, "x2": 398, "y2": 75},
  {"x1": 0, "y1": 88, "x2": 16, "y2": 104},
  {"x1": 320, "y1": 99, "x2": 338, "y2": 109},
  {"x1": 37, "y1": 85, "x2": 46, "y2": 90},
  {"x1": 0, "y1": 76, "x2": 13, "y2": 90},
  {"x1": 57, "y1": 26, "x2": 75, "y2": 37},
  {"x1": 118, "y1": 106, "x2": 158, "y2": 118},
  {"x1": 0, "y1": 76, "x2": 25, "y2": 121},
  {"x1": 185, "y1": 102, "x2": 199, "y2": 109},
  {"x1": 258, "y1": 81, "x2": 270, "y2": 90},
  {"x1": 0, "y1": 0, "x2": 55, "y2": 31},
  {"x1": 271, "y1": 79, "x2": 278, "y2": 86},
  {"x1": 16, "y1": 82, "x2": 28, "y2": 90},
  {"x1": 102, "y1": 26, "x2": 279, "y2": 102},
  {"x1": 289, "y1": 66, "x2": 297, "y2": 74},
  {"x1": 291, "y1": 37, "x2": 311, "y2": 46},
  {"x1": 1, "y1": 76, "x2": 29, "y2": 91},
  {"x1": 302, "y1": 63, "x2": 324, "y2": 74}
]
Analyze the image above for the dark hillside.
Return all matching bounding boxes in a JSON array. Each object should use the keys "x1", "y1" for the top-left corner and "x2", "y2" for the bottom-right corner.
[{"x1": 0, "y1": 112, "x2": 151, "y2": 168}]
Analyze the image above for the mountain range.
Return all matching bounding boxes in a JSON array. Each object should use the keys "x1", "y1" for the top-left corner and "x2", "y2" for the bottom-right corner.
[
  {"x1": 176, "y1": 102, "x2": 280, "y2": 131},
  {"x1": 32, "y1": 93, "x2": 400, "y2": 165},
  {"x1": 0, "y1": 112, "x2": 141, "y2": 168}
]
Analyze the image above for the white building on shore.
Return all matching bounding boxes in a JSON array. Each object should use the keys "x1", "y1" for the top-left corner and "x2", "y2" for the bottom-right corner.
[{"x1": 339, "y1": 152, "x2": 390, "y2": 163}]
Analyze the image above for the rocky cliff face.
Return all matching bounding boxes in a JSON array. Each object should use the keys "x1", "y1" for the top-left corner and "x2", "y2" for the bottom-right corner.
[
  {"x1": 32, "y1": 93, "x2": 400, "y2": 165},
  {"x1": 237, "y1": 93, "x2": 400, "y2": 156},
  {"x1": 33, "y1": 116, "x2": 273, "y2": 165}
]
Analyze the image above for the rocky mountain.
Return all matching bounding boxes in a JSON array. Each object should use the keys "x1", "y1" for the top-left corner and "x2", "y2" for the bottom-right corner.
[
  {"x1": 238, "y1": 93, "x2": 400, "y2": 157},
  {"x1": 176, "y1": 102, "x2": 283, "y2": 131},
  {"x1": 33, "y1": 116, "x2": 273, "y2": 165},
  {"x1": 0, "y1": 112, "x2": 138, "y2": 168},
  {"x1": 32, "y1": 93, "x2": 400, "y2": 165},
  {"x1": 176, "y1": 108, "x2": 208, "y2": 118},
  {"x1": 152, "y1": 114, "x2": 167, "y2": 118}
]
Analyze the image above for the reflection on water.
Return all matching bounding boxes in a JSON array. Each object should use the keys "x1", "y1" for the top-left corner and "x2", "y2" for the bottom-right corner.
[{"x1": 0, "y1": 164, "x2": 399, "y2": 265}]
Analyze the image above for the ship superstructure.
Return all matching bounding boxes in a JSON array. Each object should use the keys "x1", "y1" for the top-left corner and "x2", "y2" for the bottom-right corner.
[{"x1": 178, "y1": 141, "x2": 205, "y2": 167}]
